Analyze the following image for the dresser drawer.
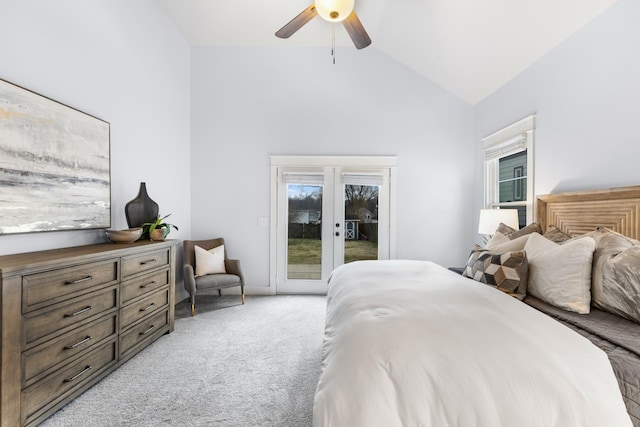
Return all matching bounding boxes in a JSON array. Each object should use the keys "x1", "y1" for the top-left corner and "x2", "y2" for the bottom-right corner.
[
  {"x1": 23, "y1": 286, "x2": 118, "y2": 348},
  {"x1": 121, "y1": 248, "x2": 169, "y2": 278},
  {"x1": 21, "y1": 341, "x2": 117, "y2": 425},
  {"x1": 119, "y1": 310, "x2": 168, "y2": 358},
  {"x1": 120, "y1": 289, "x2": 169, "y2": 330},
  {"x1": 121, "y1": 269, "x2": 169, "y2": 304},
  {"x1": 22, "y1": 313, "x2": 118, "y2": 387},
  {"x1": 23, "y1": 260, "x2": 118, "y2": 312}
]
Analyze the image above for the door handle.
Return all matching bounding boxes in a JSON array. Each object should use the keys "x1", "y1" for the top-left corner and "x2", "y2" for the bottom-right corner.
[{"x1": 335, "y1": 232, "x2": 340, "y2": 236}]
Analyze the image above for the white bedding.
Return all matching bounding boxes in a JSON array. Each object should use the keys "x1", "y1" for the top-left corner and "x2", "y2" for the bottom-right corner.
[{"x1": 313, "y1": 260, "x2": 631, "y2": 427}]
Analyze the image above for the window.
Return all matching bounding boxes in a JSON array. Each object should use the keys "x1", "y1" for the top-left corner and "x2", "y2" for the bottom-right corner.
[{"x1": 482, "y1": 115, "x2": 535, "y2": 228}]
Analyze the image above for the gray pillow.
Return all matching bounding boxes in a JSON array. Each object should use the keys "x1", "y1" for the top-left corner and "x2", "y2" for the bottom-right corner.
[
  {"x1": 496, "y1": 222, "x2": 541, "y2": 240},
  {"x1": 543, "y1": 225, "x2": 573, "y2": 243},
  {"x1": 589, "y1": 228, "x2": 640, "y2": 323}
]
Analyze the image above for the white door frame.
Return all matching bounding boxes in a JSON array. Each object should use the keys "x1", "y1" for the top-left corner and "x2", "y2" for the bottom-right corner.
[{"x1": 269, "y1": 156, "x2": 397, "y2": 294}]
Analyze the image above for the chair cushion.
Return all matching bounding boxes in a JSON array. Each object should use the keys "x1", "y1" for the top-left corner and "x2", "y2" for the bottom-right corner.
[
  {"x1": 195, "y1": 244, "x2": 226, "y2": 276},
  {"x1": 195, "y1": 273, "x2": 241, "y2": 290}
]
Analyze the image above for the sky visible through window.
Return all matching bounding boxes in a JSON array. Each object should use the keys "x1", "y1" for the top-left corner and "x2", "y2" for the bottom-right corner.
[{"x1": 288, "y1": 184, "x2": 322, "y2": 199}]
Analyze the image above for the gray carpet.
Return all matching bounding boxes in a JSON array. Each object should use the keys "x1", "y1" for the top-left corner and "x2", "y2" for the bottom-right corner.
[{"x1": 41, "y1": 295, "x2": 327, "y2": 427}]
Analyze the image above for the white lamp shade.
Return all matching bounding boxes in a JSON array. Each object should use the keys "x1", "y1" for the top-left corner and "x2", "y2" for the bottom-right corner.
[
  {"x1": 315, "y1": 0, "x2": 354, "y2": 22},
  {"x1": 478, "y1": 209, "x2": 519, "y2": 235}
]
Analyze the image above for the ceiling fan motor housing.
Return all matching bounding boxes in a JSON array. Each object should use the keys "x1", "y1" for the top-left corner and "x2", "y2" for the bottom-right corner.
[{"x1": 315, "y1": 0, "x2": 354, "y2": 22}]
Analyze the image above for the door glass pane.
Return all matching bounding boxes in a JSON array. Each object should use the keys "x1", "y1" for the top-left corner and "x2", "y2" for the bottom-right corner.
[
  {"x1": 344, "y1": 184, "x2": 378, "y2": 263},
  {"x1": 287, "y1": 184, "x2": 322, "y2": 280}
]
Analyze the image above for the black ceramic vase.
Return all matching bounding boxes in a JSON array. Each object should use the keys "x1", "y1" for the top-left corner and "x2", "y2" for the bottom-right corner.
[{"x1": 125, "y1": 182, "x2": 159, "y2": 238}]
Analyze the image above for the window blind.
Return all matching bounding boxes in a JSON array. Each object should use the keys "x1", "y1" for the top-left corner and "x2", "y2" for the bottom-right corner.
[
  {"x1": 341, "y1": 174, "x2": 383, "y2": 186},
  {"x1": 484, "y1": 134, "x2": 528, "y2": 161},
  {"x1": 282, "y1": 173, "x2": 324, "y2": 185}
]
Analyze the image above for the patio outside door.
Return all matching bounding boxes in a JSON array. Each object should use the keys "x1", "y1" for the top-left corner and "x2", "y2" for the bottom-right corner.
[{"x1": 270, "y1": 156, "x2": 396, "y2": 294}]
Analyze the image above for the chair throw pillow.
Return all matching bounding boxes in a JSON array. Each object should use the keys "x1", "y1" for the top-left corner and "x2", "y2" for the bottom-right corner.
[
  {"x1": 195, "y1": 245, "x2": 226, "y2": 276},
  {"x1": 462, "y1": 245, "x2": 528, "y2": 300}
]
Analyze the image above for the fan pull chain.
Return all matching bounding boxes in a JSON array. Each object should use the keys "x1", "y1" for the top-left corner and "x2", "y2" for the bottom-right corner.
[{"x1": 332, "y1": 23, "x2": 336, "y2": 64}]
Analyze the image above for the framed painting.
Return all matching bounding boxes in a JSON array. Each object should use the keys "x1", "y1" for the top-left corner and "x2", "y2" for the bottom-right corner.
[{"x1": 0, "y1": 79, "x2": 110, "y2": 234}]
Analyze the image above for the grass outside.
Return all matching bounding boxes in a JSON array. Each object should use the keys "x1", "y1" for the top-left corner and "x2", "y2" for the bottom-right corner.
[{"x1": 287, "y1": 238, "x2": 378, "y2": 264}]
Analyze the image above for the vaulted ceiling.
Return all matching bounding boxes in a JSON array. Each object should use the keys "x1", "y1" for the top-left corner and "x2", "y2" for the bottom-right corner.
[{"x1": 155, "y1": 0, "x2": 618, "y2": 105}]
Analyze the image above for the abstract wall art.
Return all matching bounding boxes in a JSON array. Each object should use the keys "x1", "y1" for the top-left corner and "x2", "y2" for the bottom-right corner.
[{"x1": 0, "y1": 79, "x2": 110, "y2": 234}]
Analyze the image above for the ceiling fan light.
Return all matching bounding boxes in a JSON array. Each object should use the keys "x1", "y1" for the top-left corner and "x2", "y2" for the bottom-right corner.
[{"x1": 314, "y1": 0, "x2": 354, "y2": 23}]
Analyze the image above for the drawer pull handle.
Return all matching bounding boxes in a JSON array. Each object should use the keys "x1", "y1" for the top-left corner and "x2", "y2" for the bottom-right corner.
[
  {"x1": 140, "y1": 258, "x2": 157, "y2": 266},
  {"x1": 140, "y1": 281, "x2": 157, "y2": 289},
  {"x1": 140, "y1": 325, "x2": 155, "y2": 336},
  {"x1": 65, "y1": 275, "x2": 93, "y2": 285},
  {"x1": 64, "y1": 336, "x2": 93, "y2": 350},
  {"x1": 64, "y1": 306, "x2": 92, "y2": 318},
  {"x1": 140, "y1": 303, "x2": 156, "y2": 312},
  {"x1": 63, "y1": 365, "x2": 92, "y2": 383}
]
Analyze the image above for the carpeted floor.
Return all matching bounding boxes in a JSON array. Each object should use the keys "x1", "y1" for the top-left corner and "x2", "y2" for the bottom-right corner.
[{"x1": 41, "y1": 295, "x2": 327, "y2": 427}]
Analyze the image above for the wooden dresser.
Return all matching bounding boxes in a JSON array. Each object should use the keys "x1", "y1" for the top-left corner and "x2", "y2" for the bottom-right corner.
[{"x1": 0, "y1": 240, "x2": 178, "y2": 427}]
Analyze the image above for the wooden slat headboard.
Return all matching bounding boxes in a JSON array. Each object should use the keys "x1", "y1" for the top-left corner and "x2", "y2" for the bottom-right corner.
[{"x1": 536, "y1": 185, "x2": 640, "y2": 240}]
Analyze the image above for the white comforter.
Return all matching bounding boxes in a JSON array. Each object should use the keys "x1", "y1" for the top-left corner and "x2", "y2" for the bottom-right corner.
[{"x1": 313, "y1": 260, "x2": 631, "y2": 427}]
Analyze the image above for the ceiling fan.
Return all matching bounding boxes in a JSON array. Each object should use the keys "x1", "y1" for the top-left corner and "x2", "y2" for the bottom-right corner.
[{"x1": 275, "y1": 0, "x2": 371, "y2": 50}]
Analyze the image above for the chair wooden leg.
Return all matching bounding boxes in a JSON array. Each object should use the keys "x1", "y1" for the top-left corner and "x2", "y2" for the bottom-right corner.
[
  {"x1": 191, "y1": 303, "x2": 195, "y2": 317},
  {"x1": 241, "y1": 293, "x2": 245, "y2": 304}
]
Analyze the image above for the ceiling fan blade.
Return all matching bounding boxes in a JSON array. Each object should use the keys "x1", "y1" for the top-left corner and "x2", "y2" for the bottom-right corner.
[
  {"x1": 275, "y1": 4, "x2": 318, "y2": 39},
  {"x1": 342, "y1": 10, "x2": 371, "y2": 49}
]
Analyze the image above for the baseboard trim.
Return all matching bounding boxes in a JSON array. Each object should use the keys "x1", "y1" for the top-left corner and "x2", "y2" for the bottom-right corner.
[{"x1": 175, "y1": 286, "x2": 276, "y2": 304}]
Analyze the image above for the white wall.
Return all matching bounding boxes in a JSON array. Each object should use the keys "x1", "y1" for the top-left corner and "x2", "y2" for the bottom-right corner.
[
  {"x1": 5, "y1": 0, "x2": 635, "y2": 297},
  {"x1": 191, "y1": 46, "x2": 475, "y2": 289},
  {"x1": 474, "y1": 0, "x2": 640, "y2": 215},
  {"x1": 0, "y1": 1, "x2": 191, "y2": 257}
]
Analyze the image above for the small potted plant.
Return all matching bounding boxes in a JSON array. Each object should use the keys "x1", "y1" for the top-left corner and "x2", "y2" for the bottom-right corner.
[{"x1": 142, "y1": 214, "x2": 178, "y2": 241}]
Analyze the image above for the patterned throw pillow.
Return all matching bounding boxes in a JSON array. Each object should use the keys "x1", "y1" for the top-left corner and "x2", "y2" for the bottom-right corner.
[{"x1": 462, "y1": 245, "x2": 528, "y2": 300}]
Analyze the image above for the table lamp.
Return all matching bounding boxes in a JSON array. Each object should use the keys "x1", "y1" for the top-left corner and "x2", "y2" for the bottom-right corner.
[{"x1": 478, "y1": 209, "x2": 519, "y2": 243}]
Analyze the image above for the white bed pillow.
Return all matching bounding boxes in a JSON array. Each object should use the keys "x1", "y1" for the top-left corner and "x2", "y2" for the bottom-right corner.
[
  {"x1": 195, "y1": 244, "x2": 226, "y2": 276},
  {"x1": 486, "y1": 231, "x2": 510, "y2": 248},
  {"x1": 487, "y1": 233, "x2": 533, "y2": 252},
  {"x1": 523, "y1": 233, "x2": 596, "y2": 314}
]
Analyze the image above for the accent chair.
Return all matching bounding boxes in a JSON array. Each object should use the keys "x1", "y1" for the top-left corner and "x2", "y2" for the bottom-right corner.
[{"x1": 183, "y1": 238, "x2": 245, "y2": 316}]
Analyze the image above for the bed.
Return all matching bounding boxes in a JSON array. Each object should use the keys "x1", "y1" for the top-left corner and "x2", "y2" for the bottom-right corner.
[{"x1": 313, "y1": 185, "x2": 640, "y2": 427}]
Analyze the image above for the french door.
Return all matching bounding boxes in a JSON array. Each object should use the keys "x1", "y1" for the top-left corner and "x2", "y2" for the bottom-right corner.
[{"x1": 270, "y1": 156, "x2": 396, "y2": 294}]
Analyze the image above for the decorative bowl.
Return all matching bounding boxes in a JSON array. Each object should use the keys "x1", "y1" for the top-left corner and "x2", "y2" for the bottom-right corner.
[{"x1": 105, "y1": 227, "x2": 142, "y2": 243}]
